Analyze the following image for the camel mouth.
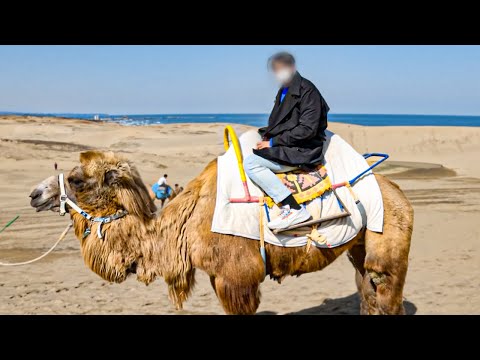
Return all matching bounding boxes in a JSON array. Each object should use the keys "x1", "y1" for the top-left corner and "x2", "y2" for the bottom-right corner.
[
  {"x1": 30, "y1": 195, "x2": 59, "y2": 212},
  {"x1": 34, "y1": 201, "x2": 60, "y2": 212}
]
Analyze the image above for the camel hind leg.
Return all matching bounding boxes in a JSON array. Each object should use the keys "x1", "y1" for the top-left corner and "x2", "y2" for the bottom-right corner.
[
  {"x1": 361, "y1": 175, "x2": 413, "y2": 314},
  {"x1": 210, "y1": 275, "x2": 261, "y2": 315},
  {"x1": 347, "y1": 237, "x2": 376, "y2": 315}
]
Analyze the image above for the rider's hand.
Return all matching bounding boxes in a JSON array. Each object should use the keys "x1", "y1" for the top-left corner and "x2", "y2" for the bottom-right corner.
[{"x1": 256, "y1": 141, "x2": 271, "y2": 150}]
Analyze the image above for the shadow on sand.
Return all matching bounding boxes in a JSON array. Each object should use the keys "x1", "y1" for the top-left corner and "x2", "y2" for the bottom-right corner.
[{"x1": 258, "y1": 293, "x2": 417, "y2": 315}]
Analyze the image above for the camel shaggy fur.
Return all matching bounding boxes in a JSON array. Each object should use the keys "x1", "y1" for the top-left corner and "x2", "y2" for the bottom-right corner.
[{"x1": 30, "y1": 150, "x2": 413, "y2": 314}]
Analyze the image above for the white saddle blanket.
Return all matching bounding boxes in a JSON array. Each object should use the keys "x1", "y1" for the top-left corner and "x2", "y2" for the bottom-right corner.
[{"x1": 211, "y1": 130, "x2": 384, "y2": 248}]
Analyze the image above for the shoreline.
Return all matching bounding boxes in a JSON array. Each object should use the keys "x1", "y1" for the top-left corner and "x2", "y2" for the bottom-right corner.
[{"x1": 2, "y1": 114, "x2": 480, "y2": 128}]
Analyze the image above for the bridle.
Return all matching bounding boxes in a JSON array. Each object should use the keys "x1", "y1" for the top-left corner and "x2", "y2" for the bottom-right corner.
[
  {"x1": 59, "y1": 173, "x2": 90, "y2": 219},
  {"x1": 58, "y1": 173, "x2": 128, "y2": 239}
]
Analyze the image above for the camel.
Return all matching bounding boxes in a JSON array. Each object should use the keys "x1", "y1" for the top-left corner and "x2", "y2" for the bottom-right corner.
[
  {"x1": 29, "y1": 150, "x2": 413, "y2": 314},
  {"x1": 147, "y1": 183, "x2": 177, "y2": 209}
]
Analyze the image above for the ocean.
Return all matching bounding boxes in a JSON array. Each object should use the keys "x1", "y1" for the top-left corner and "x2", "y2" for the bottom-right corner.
[{"x1": 2, "y1": 112, "x2": 480, "y2": 127}]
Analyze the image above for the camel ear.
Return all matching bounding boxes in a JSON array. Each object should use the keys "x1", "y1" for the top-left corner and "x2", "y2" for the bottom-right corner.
[
  {"x1": 80, "y1": 151, "x2": 103, "y2": 165},
  {"x1": 118, "y1": 162, "x2": 131, "y2": 174},
  {"x1": 105, "y1": 169, "x2": 120, "y2": 185},
  {"x1": 105, "y1": 162, "x2": 131, "y2": 185}
]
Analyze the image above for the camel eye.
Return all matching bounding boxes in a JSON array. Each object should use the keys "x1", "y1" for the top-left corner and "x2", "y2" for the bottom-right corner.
[{"x1": 68, "y1": 177, "x2": 84, "y2": 188}]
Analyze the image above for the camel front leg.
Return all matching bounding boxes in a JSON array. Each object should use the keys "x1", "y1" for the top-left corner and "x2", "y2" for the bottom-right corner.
[{"x1": 167, "y1": 268, "x2": 196, "y2": 310}]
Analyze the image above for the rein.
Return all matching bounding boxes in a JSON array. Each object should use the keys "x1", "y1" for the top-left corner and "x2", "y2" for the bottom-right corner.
[
  {"x1": 0, "y1": 223, "x2": 72, "y2": 266},
  {"x1": 58, "y1": 173, "x2": 128, "y2": 239},
  {"x1": 0, "y1": 174, "x2": 127, "y2": 266}
]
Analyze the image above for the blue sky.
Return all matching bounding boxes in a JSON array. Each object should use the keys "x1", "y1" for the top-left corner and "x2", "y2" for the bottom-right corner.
[{"x1": 0, "y1": 45, "x2": 479, "y2": 115}]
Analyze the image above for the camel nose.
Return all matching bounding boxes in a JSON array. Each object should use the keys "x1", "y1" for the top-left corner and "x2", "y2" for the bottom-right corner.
[{"x1": 29, "y1": 188, "x2": 42, "y2": 200}]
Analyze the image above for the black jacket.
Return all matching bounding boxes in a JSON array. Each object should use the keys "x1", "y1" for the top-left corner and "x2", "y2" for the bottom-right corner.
[{"x1": 253, "y1": 72, "x2": 329, "y2": 167}]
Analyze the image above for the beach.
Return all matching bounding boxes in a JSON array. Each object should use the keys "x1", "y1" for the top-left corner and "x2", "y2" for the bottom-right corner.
[{"x1": 0, "y1": 115, "x2": 479, "y2": 314}]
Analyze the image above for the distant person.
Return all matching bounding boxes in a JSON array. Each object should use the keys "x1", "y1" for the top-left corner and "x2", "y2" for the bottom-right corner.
[
  {"x1": 157, "y1": 174, "x2": 168, "y2": 188},
  {"x1": 174, "y1": 183, "x2": 181, "y2": 194},
  {"x1": 54, "y1": 162, "x2": 58, "y2": 171},
  {"x1": 179, "y1": 186, "x2": 184, "y2": 192},
  {"x1": 243, "y1": 51, "x2": 330, "y2": 230}
]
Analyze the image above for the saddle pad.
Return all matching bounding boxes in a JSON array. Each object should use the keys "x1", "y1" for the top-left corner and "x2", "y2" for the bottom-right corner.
[
  {"x1": 264, "y1": 165, "x2": 331, "y2": 207},
  {"x1": 211, "y1": 129, "x2": 384, "y2": 248}
]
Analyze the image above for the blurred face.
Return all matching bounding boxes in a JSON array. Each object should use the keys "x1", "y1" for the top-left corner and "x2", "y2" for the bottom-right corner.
[{"x1": 271, "y1": 61, "x2": 296, "y2": 86}]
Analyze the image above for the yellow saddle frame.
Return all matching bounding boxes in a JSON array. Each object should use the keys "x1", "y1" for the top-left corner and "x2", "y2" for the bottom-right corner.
[{"x1": 223, "y1": 125, "x2": 332, "y2": 208}]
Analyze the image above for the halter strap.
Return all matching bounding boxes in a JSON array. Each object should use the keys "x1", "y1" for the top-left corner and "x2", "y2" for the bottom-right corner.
[
  {"x1": 59, "y1": 173, "x2": 67, "y2": 216},
  {"x1": 59, "y1": 173, "x2": 92, "y2": 220},
  {"x1": 57, "y1": 173, "x2": 128, "y2": 238},
  {"x1": 91, "y1": 211, "x2": 129, "y2": 238}
]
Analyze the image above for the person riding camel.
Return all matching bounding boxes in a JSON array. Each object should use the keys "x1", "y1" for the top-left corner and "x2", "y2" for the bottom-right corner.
[
  {"x1": 244, "y1": 51, "x2": 330, "y2": 230},
  {"x1": 174, "y1": 183, "x2": 181, "y2": 194},
  {"x1": 157, "y1": 174, "x2": 168, "y2": 189}
]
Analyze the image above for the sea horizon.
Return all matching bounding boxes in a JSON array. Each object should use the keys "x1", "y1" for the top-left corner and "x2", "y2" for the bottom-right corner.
[{"x1": 1, "y1": 111, "x2": 480, "y2": 127}]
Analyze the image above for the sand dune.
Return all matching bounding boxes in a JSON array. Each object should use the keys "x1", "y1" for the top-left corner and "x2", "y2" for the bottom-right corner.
[{"x1": 0, "y1": 115, "x2": 479, "y2": 314}]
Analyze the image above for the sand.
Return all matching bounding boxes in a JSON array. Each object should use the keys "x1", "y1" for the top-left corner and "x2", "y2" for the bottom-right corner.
[{"x1": 0, "y1": 115, "x2": 479, "y2": 314}]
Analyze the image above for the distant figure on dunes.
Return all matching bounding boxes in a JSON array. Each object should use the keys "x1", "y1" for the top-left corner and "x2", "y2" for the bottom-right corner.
[
  {"x1": 174, "y1": 183, "x2": 181, "y2": 194},
  {"x1": 157, "y1": 173, "x2": 168, "y2": 188}
]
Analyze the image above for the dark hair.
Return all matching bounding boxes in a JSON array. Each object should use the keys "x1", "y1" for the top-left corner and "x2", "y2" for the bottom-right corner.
[
  {"x1": 268, "y1": 51, "x2": 296, "y2": 69},
  {"x1": 164, "y1": 174, "x2": 168, "y2": 177},
  {"x1": 175, "y1": 183, "x2": 179, "y2": 186}
]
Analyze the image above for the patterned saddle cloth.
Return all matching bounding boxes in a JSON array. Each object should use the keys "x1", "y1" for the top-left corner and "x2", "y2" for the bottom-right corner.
[{"x1": 264, "y1": 165, "x2": 332, "y2": 207}]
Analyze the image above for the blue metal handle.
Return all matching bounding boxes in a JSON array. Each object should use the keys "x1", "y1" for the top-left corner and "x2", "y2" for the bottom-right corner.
[
  {"x1": 263, "y1": 202, "x2": 271, "y2": 222},
  {"x1": 349, "y1": 153, "x2": 389, "y2": 185},
  {"x1": 363, "y1": 152, "x2": 390, "y2": 161}
]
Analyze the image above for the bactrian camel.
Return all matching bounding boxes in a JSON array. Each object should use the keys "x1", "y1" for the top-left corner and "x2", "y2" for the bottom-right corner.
[
  {"x1": 147, "y1": 183, "x2": 177, "y2": 209},
  {"x1": 29, "y1": 150, "x2": 413, "y2": 314}
]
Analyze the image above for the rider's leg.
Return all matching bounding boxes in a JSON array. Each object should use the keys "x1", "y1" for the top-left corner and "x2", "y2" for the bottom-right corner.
[
  {"x1": 244, "y1": 154, "x2": 296, "y2": 205},
  {"x1": 243, "y1": 154, "x2": 310, "y2": 229}
]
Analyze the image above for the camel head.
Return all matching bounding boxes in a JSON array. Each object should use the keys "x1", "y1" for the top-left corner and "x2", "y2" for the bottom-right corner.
[
  {"x1": 30, "y1": 150, "x2": 158, "y2": 284},
  {"x1": 30, "y1": 150, "x2": 156, "y2": 218}
]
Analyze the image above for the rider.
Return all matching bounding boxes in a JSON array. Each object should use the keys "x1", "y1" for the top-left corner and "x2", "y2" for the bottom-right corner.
[
  {"x1": 244, "y1": 51, "x2": 330, "y2": 230},
  {"x1": 157, "y1": 174, "x2": 168, "y2": 189}
]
